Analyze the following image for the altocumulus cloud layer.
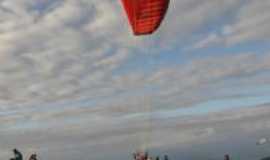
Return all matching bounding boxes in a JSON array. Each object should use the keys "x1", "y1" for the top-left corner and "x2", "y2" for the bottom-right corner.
[{"x1": 1, "y1": 0, "x2": 270, "y2": 160}]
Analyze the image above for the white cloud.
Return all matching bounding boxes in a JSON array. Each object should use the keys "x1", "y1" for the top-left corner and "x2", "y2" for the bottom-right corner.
[
  {"x1": 257, "y1": 138, "x2": 268, "y2": 145},
  {"x1": 192, "y1": 0, "x2": 270, "y2": 48},
  {"x1": 2, "y1": 0, "x2": 268, "y2": 106},
  {"x1": 224, "y1": 0, "x2": 270, "y2": 45},
  {"x1": 1, "y1": 1, "x2": 270, "y2": 159},
  {"x1": 0, "y1": 0, "x2": 132, "y2": 106}
]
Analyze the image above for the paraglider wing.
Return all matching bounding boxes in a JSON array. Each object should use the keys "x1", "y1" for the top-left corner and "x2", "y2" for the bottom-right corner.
[{"x1": 121, "y1": 0, "x2": 170, "y2": 35}]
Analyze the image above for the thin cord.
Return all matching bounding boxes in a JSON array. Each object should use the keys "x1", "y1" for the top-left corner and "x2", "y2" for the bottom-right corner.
[{"x1": 142, "y1": 0, "x2": 155, "y2": 151}]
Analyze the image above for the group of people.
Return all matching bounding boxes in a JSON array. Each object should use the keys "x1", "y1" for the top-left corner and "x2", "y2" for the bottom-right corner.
[
  {"x1": 10, "y1": 149, "x2": 37, "y2": 160},
  {"x1": 10, "y1": 149, "x2": 168, "y2": 160},
  {"x1": 133, "y1": 151, "x2": 169, "y2": 160}
]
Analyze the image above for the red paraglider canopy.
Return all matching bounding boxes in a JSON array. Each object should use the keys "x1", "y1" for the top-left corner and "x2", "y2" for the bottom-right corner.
[{"x1": 121, "y1": 0, "x2": 170, "y2": 36}]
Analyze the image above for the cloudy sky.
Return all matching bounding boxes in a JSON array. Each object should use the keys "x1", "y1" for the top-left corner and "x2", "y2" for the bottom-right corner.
[{"x1": 1, "y1": 0, "x2": 270, "y2": 160}]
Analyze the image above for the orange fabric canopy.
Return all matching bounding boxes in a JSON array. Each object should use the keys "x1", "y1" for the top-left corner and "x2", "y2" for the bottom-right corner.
[{"x1": 121, "y1": 0, "x2": 170, "y2": 35}]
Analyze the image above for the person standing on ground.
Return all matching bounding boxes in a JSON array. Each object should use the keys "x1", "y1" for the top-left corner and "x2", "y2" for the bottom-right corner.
[
  {"x1": 164, "y1": 155, "x2": 169, "y2": 160},
  {"x1": 13, "y1": 149, "x2": 23, "y2": 160},
  {"x1": 29, "y1": 154, "x2": 37, "y2": 160}
]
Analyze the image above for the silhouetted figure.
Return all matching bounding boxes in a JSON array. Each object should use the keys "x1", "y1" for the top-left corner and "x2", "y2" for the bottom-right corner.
[
  {"x1": 12, "y1": 149, "x2": 23, "y2": 160},
  {"x1": 224, "y1": 154, "x2": 230, "y2": 160},
  {"x1": 133, "y1": 153, "x2": 137, "y2": 160},
  {"x1": 133, "y1": 151, "x2": 143, "y2": 160},
  {"x1": 133, "y1": 151, "x2": 149, "y2": 160},
  {"x1": 29, "y1": 154, "x2": 37, "y2": 160},
  {"x1": 156, "y1": 156, "x2": 160, "y2": 160},
  {"x1": 145, "y1": 152, "x2": 149, "y2": 160},
  {"x1": 164, "y1": 155, "x2": 169, "y2": 160}
]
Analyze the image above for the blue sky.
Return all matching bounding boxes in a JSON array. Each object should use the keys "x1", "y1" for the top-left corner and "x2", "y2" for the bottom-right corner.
[{"x1": 1, "y1": 0, "x2": 270, "y2": 160}]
